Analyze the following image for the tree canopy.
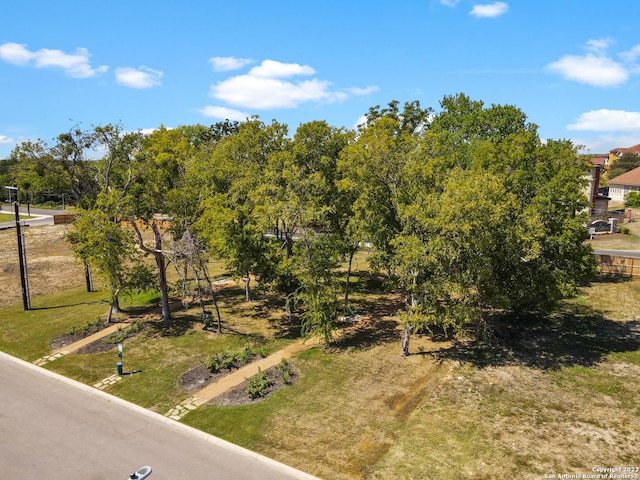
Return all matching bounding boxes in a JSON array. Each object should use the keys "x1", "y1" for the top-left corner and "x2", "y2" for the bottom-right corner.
[{"x1": 5, "y1": 94, "x2": 596, "y2": 348}]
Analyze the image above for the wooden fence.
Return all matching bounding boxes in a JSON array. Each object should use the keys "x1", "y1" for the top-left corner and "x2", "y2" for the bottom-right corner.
[
  {"x1": 53, "y1": 214, "x2": 76, "y2": 225},
  {"x1": 594, "y1": 254, "x2": 640, "y2": 277}
]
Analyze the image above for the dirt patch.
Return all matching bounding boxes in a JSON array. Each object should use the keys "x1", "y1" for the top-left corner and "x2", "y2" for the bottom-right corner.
[
  {"x1": 207, "y1": 363, "x2": 299, "y2": 406},
  {"x1": 0, "y1": 224, "x2": 85, "y2": 306}
]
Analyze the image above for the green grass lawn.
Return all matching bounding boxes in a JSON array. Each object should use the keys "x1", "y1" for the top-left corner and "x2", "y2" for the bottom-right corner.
[
  {"x1": 0, "y1": 212, "x2": 34, "y2": 222},
  {"x1": 1, "y1": 271, "x2": 639, "y2": 479}
]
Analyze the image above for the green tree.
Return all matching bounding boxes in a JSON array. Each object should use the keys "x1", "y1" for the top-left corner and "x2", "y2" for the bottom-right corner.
[
  {"x1": 67, "y1": 209, "x2": 156, "y2": 322},
  {"x1": 195, "y1": 118, "x2": 288, "y2": 305},
  {"x1": 345, "y1": 95, "x2": 596, "y2": 353},
  {"x1": 7, "y1": 127, "x2": 99, "y2": 207}
]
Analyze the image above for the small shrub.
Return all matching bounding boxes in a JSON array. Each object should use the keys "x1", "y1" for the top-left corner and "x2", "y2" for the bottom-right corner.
[
  {"x1": 68, "y1": 318, "x2": 103, "y2": 336},
  {"x1": 201, "y1": 310, "x2": 213, "y2": 329},
  {"x1": 238, "y1": 345, "x2": 253, "y2": 364},
  {"x1": 103, "y1": 320, "x2": 143, "y2": 344},
  {"x1": 279, "y1": 358, "x2": 293, "y2": 384},
  {"x1": 620, "y1": 226, "x2": 630, "y2": 235},
  {"x1": 625, "y1": 191, "x2": 640, "y2": 207},
  {"x1": 246, "y1": 368, "x2": 273, "y2": 399},
  {"x1": 205, "y1": 351, "x2": 235, "y2": 373},
  {"x1": 256, "y1": 346, "x2": 270, "y2": 358}
]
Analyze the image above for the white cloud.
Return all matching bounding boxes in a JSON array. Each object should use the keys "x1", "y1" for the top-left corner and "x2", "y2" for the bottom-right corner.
[
  {"x1": 138, "y1": 128, "x2": 159, "y2": 136},
  {"x1": 0, "y1": 42, "x2": 107, "y2": 78},
  {"x1": 567, "y1": 109, "x2": 640, "y2": 132},
  {"x1": 619, "y1": 45, "x2": 640, "y2": 63},
  {"x1": 344, "y1": 86, "x2": 380, "y2": 96},
  {"x1": 546, "y1": 53, "x2": 628, "y2": 87},
  {"x1": 440, "y1": 0, "x2": 460, "y2": 6},
  {"x1": 212, "y1": 76, "x2": 335, "y2": 109},
  {"x1": 199, "y1": 106, "x2": 249, "y2": 122},
  {"x1": 207, "y1": 59, "x2": 377, "y2": 111},
  {"x1": 115, "y1": 66, "x2": 163, "y2": 88},
  {"x1": 249, "y1": 60, "x2": 315, "y2": 78},
  {"x1": 353, "y1": 115, "x2": 368, "y2": 130},
  {"x1": 574, "y1": 134, "x2": 640, "y2": 156},
  {"x1": 470, "y1": 2, "x2": 509, "y2": 18},
  {"x1": 210, "y1": 56, "x2": 253, "y2": 72},
  {"x1": 0, "y1": 135, "x2": 15, "y2": 145},
  {"x1": 0, "y1": 42, "x2": 34, "y2": 65},
  {"x1": 585, "y1": 37, "x2": 614, "y2": 54}
]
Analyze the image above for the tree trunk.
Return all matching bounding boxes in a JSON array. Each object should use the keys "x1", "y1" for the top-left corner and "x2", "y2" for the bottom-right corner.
[
  {"x1": 131, "y1": 220, "x2": 171, "y2": 322},
  {"x1": 286, "y1": 295, "x2": 294, "y2": 324},
  {"x1": 199, "y1": 257, "x2": 222, "y2": 333},
  {"x1": 153, "y1": 224, "x2": 171, "y2": 322},
  {"x1": 244, "y1": 275, "x2": 251, "y2": 302},
  {"x1": 401, "y1": 323, "x2": 413, "y2": 356},
  {"x1": 84, "y1": 262, "x2": 93, "y2": 292},
  {"x1": 193, "y1": 268, "x2": 205, "y2": 316},
  {"x1": 344, "y1": 250, "x2": 355, "y2": 305},
  {"x1": 107, "y1": 292, "x2": 120, "y2": 323}
]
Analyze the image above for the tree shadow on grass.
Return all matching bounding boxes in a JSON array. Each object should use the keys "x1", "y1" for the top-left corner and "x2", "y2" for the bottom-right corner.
[
  {"x1": 331, "y1": 294, "x2": 405, "y2": 351},
  {"x1": 30, "y1": 299, "x2": 109, "y2": 310},
  {"x1": 347, "y1": 271, "x2": 389, "y2": 295},
  {"x1": 589, "y1": 274, "x2": 634, "y2": 284},
  {"x1": 429, "y1": 304, "x2": 640, "y2": 370},
  {"x1": 268, "y1": 315, "x2": 303, "y2": 340},
  {"x1": 146, "y1": 316, "x2": 196, "y2": 337}
]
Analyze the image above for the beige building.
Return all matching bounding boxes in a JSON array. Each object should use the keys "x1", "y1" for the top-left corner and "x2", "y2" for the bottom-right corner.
[{"x1": 608, "y1": 166, "x2": 640, "y2": 204}]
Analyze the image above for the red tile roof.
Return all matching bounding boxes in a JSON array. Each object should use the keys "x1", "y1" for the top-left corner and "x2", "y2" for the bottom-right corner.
[
  {"x1": 609, "y1": 165, "x2": 640, "y2": 186},
  {"x1": 610, "y1": 143, "x2": 640, "y2": 155}
]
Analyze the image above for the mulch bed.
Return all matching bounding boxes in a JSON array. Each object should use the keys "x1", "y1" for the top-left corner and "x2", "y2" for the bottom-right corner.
[
  {"x1": 206, "y1": 364, "x2": 299, "y2": 407},
  {"x1": 48, "y1": 322, "x2": 145, "y2": 354},
  {"x1": 178, "y1": 359, "x2": 300, "y2": 406},
  {"x1": 178, "y1": 364, "x2": 225, "y2": 393},
  {"x1": 177, "y1": 354, "x2": 259, "y2": 393}
]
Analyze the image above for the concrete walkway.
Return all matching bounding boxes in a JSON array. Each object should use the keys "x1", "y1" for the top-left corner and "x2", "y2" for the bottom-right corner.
[{"x1": 33, "y1": 322, "x2": 128, "y2": 366}]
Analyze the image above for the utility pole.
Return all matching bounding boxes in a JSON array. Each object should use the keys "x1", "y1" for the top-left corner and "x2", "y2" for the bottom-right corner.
[
  {"x1": 6, "y1": 186, "x2": 30, "y2": 310},
  {"x1": 15, "y1": 201, "x2": 31, "y2": 311}
]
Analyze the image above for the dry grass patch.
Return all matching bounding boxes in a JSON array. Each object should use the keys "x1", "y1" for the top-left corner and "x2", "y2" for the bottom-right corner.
[{"x1": 0, "y1": 224, "x2": 85, "y2": 306}]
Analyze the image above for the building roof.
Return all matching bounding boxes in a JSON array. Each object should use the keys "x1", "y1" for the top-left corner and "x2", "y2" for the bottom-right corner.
[
  {"x1": 609, "y1": 165, "x2": 640, "y2": 187},
  {"x1": 610, "y1": 143, "x2": 640, "y2": 155}
]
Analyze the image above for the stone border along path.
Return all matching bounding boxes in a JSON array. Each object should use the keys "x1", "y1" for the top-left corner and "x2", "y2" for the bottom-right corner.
[{"x1": 164, "y1": 340, "x2": 313, "y2": 420}]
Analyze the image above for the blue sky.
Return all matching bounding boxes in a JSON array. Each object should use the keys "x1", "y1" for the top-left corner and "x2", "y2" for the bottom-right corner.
[{"x1": 2, "y1": 1, "x2": 640, "y2": 159}]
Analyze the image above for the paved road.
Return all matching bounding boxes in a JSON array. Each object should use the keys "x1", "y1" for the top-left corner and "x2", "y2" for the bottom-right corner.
[
  {"x1": 0, "y1": 206, "x2": 63, "y2": 229},
  {"x1": 0, "y1": 352, "x2": 318, "y2": 480}
]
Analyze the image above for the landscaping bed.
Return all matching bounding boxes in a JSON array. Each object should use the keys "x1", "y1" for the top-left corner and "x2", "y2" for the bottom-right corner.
[{"x1": 207, "y1": 362, "x2": 299, "y2": 406}]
